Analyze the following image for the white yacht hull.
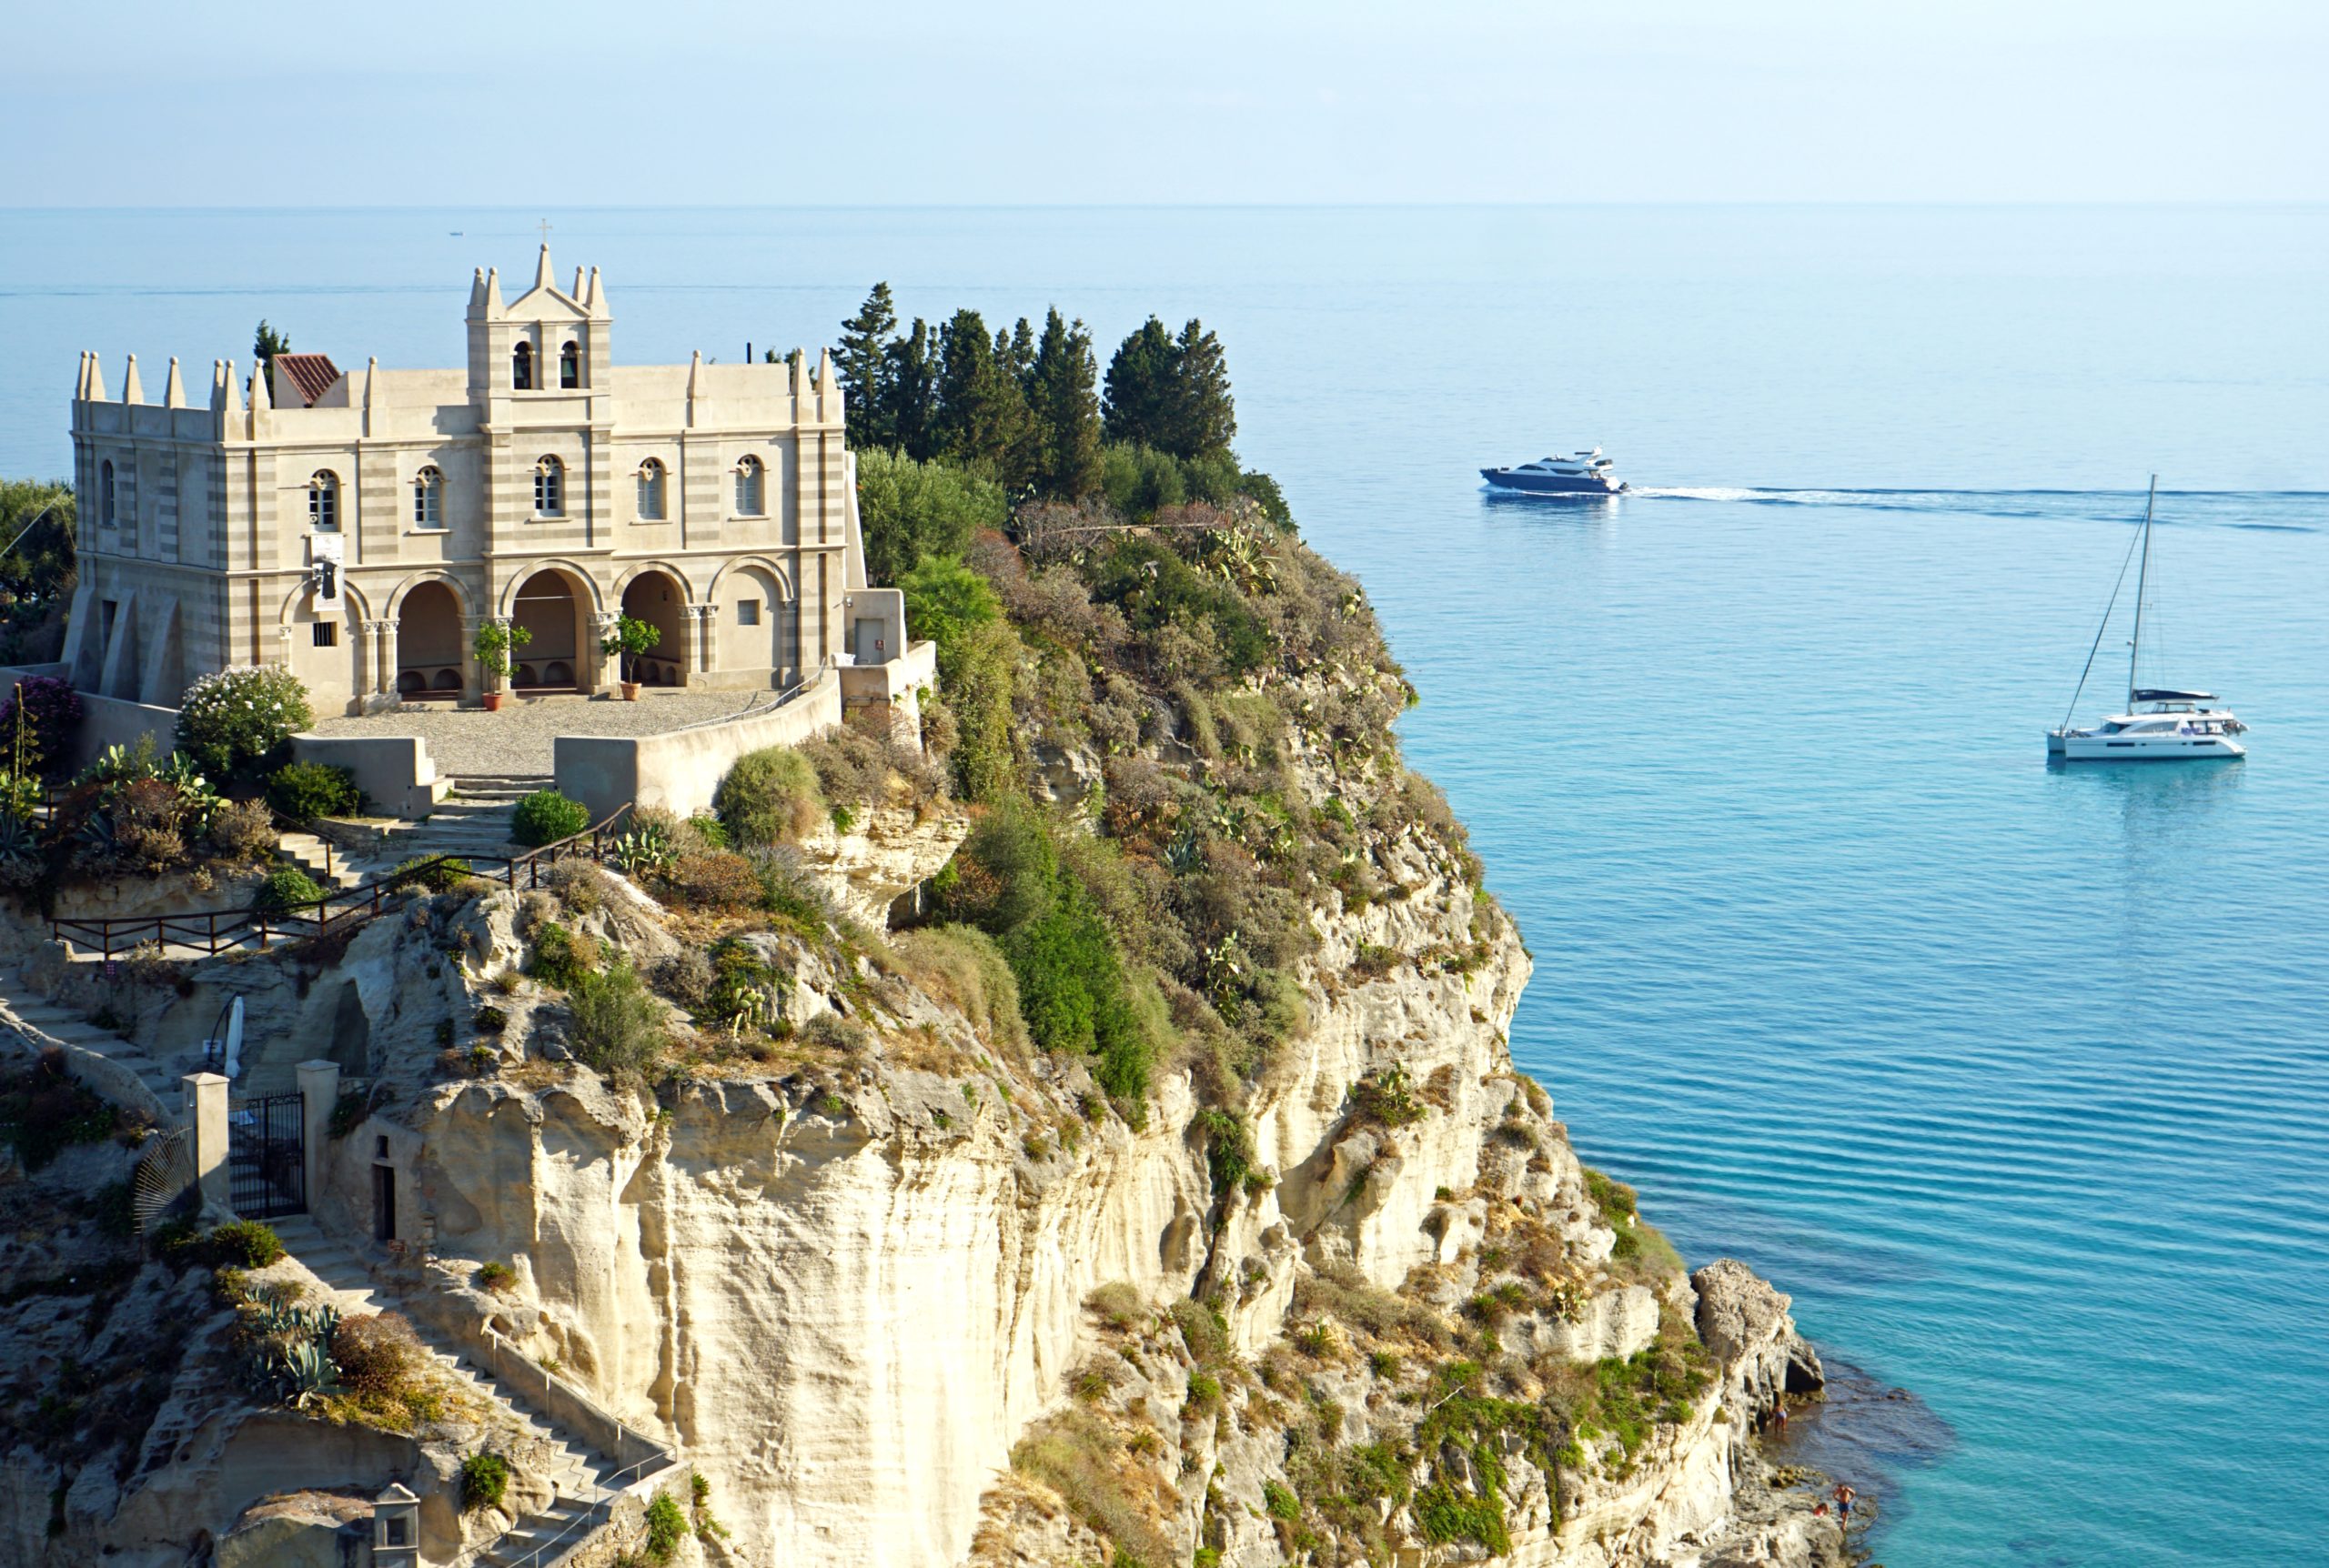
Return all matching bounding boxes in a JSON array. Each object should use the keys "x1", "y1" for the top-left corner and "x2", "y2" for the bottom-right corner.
[{"x1": 2050, "y1": 730, "x2": 2245, "y2": 761}]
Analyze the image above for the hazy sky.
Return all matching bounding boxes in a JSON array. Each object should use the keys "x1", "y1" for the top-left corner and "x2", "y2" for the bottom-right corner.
[{"x1": 5, "y1": 1, "x2": 2324, "y2": 206}]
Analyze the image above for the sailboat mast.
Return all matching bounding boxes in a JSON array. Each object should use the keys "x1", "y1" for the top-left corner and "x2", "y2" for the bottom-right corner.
[{"x1": 2127, "y1": 475, "x2": 2155, "y2": 709}]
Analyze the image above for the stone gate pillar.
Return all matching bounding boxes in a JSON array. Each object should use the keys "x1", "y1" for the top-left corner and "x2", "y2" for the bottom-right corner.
[
  {"x1": 295, "y1": 1059, "x2": 338, "y2": 1215},
  {"x1": 182, "y1": 1071, "x2": 229, "y2": 1209}
]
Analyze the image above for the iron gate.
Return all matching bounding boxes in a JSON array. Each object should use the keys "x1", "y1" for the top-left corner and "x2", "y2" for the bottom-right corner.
[{"x1": 227, "y1": 1092, "x2": 306, "y2": 1220}]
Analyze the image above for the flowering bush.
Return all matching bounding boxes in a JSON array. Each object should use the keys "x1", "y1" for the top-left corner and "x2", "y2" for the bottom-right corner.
[
  {"x1": 0, "y1": 675, "x2": 83, "y2": 776},
  {"x1": 176, "y1": 666, "x2": 313, "y2": 784}
]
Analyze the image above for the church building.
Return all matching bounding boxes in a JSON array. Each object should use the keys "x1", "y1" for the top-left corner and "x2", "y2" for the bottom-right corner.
[{"x1": 62, "y1": 247, "x2": 908, "y2": 715}]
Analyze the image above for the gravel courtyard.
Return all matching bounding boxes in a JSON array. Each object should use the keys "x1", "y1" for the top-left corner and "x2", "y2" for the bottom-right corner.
[{"x1": 308, "y1": 689, "x2": 787, "y2": 777}]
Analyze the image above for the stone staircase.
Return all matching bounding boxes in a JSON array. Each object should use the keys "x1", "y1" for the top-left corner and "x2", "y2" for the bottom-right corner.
[
  {"x1": 271, "y1": 1215, "x2": 661, "y2": 1567},
  {"x1": 0, "y1": 960, "x2": 186, "y2": 1115},
  {"x1": 272, "y1": 774, "x2": 549, "y2": 888}
]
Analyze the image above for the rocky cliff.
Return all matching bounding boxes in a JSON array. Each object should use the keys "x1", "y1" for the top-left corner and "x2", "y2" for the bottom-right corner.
[
  {"x1": 2, "y1": 494, "x2": 1850, "y2": 1568},
  {"x1": 389, "y1": 759, "x2": 1840, "y2": 1567}
]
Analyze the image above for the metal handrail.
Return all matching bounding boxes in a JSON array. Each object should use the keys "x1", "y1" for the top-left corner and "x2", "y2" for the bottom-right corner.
[
  {"x1": 50, "y1": 802, "x2": 637, "y2": 958},
  {"x1": 443, "y1": 1327, "x2": 677, "y2": 1568}
]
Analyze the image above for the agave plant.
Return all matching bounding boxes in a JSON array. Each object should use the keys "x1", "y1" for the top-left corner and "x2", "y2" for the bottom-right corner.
[
  {"x1": 72, "y1": 809, "x2": 117, "y2": 862},
  {"x1": 610, "y1": 819, "x2": 677, "y2": 877},
  {"x1": 0, "y1": 813, "x2": 40, "y2": 890},
  {"x1": 277, "y1": 1337, "x2": 344, "y2": 1408}
]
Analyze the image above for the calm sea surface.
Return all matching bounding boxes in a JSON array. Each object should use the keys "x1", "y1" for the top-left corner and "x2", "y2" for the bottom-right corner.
[{"x1": 5, "y1": 206, "x2": 2325, "y2": 1564}]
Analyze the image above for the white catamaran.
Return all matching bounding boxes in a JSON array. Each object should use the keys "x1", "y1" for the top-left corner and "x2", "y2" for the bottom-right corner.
[{"x1": 2048, "y1": 477, "x2": 2247, "y2": 762}]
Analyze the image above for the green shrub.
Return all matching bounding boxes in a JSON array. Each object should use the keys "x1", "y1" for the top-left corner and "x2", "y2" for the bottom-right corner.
[
  {"x1": 265, "y1": 759, "x2": 362, "y2": 822},
  {"x1": 0, "y1": 1051, "x2": 119, "y2": 1171},
  {"x1": 567, "y1": 964, "x2": 668, "y2": 1081},
  {"x1": 460, "y1": 1451, "x2": 510, "y2": 1513},
  {"x1": 393, "y1": 855, "x2": 474, "y2": 893},
  {"x1": 474, "y1": 1261, "x2": 517, "y2": 1293},
  {"x1": 207, "y1": 1219, "x2": 284, "y2": 1268},
  {"x1": 1263, "y1": 1480, "x2": 1300, "y2": 1522},
  {"x1": 657, "y1": 850, "x2": 766, "y2": 913},
  {"x1": 253, "y1": 865, "x2": 324, "y2": 915},
  {"x1": 176, "y1": 665, "x2": 313, "y2": 783},
  {"x1": 642, "y1": 1489, "x2": 688, "y2": 1563},
  {"x1": 205, "y1": 797, "x2": 277, "y2": 861},
  {"x1": 511, "y1": 789, "x2": 590, "y2": 847},
  {"x1": 714, "y1": 747, "x2": 823, "y2": 847},
  {"x1": 854, "y1": 447, "x2": 1009, "y2": 583},
  {"x1": 330, "y1": 1312, "x2": 423, "y2": 1399},
  {"x1": 528, "y1": 921, "x2": 593, "y2": 990}
]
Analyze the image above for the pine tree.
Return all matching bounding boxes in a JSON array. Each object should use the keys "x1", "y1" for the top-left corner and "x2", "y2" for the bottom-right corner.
[
  {"x1": 1027, "y1": 308, "x2": 1103, "y2": 500},
  {"x1": 1006, "y1": 317, "x2": 1037, "y2": 390},
  {"x1": 253, "y1": 320, "x2": 291, "y2": 379},
  {"x1": 1101, "y1": 317, "x2": 1178, "y2": 450},
  {"x1": 838, "y1": 283, "x2": 901, "y2": 450},
  {"x1": 935, "y1": 310, "x2": 1036, "y2": 487},
  {"x1": 1170, "y1": 318, "x2": 1237, "y2": 460},
  {"x1": 886, "y1": 318, "x2": 942, "y2": 462}
]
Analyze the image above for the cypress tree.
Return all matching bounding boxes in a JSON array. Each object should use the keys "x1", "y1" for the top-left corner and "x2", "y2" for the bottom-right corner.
[
  {"x1": 935, "y1": 310, "x2": 1036, "y2": 487},
  {"x1": 838, "y1": 283, "x2": 900, "y2": 450},
  {"x1": 1101, "y1": 317, "x2": 1178, "y2": 450},
  {"x1": 1171, "y1": 318, "x2": 1236, "y2": 460},
  {"x1": 886, "y1": 318, "x2": 942, "y2": 462},
  {"x1": 1006, "y1": 317, "x2": 1037, "y2": 389},
  {"x1": 1027, "y1": 308, "x2": 1103, "y2": 500}
]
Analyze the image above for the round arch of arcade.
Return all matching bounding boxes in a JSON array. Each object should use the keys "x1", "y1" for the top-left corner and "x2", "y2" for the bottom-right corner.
[
  {"x1": 611, "y1": 561, "x2": 696, "y2": 688},
  {"x1": 499, "y1": 561, "x2": 605, "y2": 693},
  {"x1": 387, "y1": 571, "x2": 475, "y2": 701}
]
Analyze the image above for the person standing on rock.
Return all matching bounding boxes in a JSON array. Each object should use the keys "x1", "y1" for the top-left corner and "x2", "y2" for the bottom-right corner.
[{"x1": 1832, "y1": 1483, "x2": 1857, "y2": 1527}]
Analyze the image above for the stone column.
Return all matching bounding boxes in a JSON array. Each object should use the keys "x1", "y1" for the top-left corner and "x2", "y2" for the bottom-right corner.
[
  {"x1": 295, "y1": 1059, "x2": 338, "y2": 1217},
  {"x1": 590, "y1": 610, "x2": 621, "y2": 692},
  {"x1": 182, "y1": 1071, "x2": 229, "y2": 1210},
  {"x1": 690, "y1": 603, "x2": 719, "y2": 684},
  {"x1": 460, "y1": 614, "x2": 489, "y2": 703}
]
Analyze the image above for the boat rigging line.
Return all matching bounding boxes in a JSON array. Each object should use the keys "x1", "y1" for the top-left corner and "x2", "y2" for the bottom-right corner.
[{"x1": 2057, "y1": 476, "x2": 2153, "y2": 734}]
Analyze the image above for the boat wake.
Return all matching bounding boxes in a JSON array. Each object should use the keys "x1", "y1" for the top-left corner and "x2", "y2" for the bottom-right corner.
[{"x1": 1625, "y1": 486, "x2": 2328, "y2": 531}]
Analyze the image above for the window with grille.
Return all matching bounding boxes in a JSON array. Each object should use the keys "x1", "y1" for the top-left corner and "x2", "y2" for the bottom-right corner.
[
  {"x1": 535, "y1": 456, "x2": 563, "y2": 516},
  {"x1": 308, "y1": 471, "x2": 339, "y2": 531},
  {"x1": 736, "y1": 599, "x2": 761, "y2": 626},
  {"x1": 413, "y1": 466, "x2": 444, "y2": 529},
  {"x1": 637, "y1": 458, "x2": 666, "y2": 520},
  {"x1": 312, "y1": 620, "x2": 338, "y2": 648},
  {"x1": 734, "y1": 455, "x2": 764, "y2": 516}
]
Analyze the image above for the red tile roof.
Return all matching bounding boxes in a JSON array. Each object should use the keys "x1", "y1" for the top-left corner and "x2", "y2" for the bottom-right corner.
[{"x1": 274, "y1": 353, "x2": 340, "y2": 407}]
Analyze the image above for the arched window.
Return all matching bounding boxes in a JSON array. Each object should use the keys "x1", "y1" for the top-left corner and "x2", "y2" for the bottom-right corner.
[
  {"x1": 99, "y1": 460, "x2": 116, "y2": 528},
  {"x1": 308, "y1": 470, "x2": 340, "y2": 532},
  {"x1": 733, "y1": 454, "x2": 764, "y2": 517},
  {"x1": 637, "y1": 458, "x2": 667, "y2": 520},
  {"x1": 512, "y1": 340, "x2": 534, "y2": 390},
  {"x1": 412, "y1": 466, "x2": 444, "y2": 529},
  {"x1": 560, "y1": 340, "x2": 580, "y2": 389},
  {"x1": 534, "y1": 456, "x2": 564, "y2": 517}
]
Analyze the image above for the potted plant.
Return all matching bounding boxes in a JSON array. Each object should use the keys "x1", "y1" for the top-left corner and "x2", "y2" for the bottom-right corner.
[
  {"x1": 599, "y1": 616, "x2": 661, "y2": 701},
  {"x1": 473, "y1": 620, "x2": 531, "y2": 712}
]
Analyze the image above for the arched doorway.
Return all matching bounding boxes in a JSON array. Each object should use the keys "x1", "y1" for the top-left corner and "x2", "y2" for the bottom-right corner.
[
  {"x1": 620, "y1": 571, "x2": 690, "y2": 687},
  {"x1": 510, "y1": 570, "x2": 583, "y2": 691},
  {"x1": 396, "y1": 581, "x2": 465, "y2": 700}
]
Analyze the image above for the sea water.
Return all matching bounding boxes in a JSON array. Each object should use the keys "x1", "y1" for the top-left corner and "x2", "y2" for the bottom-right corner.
[{"x1": 4, "y1": 205, "x2": 2324, "y2": 1565}]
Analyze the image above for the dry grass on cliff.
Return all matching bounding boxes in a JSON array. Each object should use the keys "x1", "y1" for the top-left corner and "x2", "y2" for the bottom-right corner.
[{"x1": 1009, "y1": 1407, "x2": 1175, "y2": 1568}]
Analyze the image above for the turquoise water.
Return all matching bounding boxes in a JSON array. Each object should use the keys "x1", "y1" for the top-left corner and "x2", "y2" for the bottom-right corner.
[{"x1": 5, "y1": 206, "x2": 2326, "y2": 1564}]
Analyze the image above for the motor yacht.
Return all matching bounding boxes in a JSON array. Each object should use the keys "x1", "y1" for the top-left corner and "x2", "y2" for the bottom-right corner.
[
  {"x1": 2048, "y1": 477, "x2": 2247, "y2": 761},
  {"x1": 1480, "y1": 447, "x2": 1626, "y2": 495}
]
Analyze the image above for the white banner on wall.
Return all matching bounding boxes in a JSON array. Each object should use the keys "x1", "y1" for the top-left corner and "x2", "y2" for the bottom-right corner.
[{"x1": 308, "y1": 534, "x2": 344, "y2": 611}]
